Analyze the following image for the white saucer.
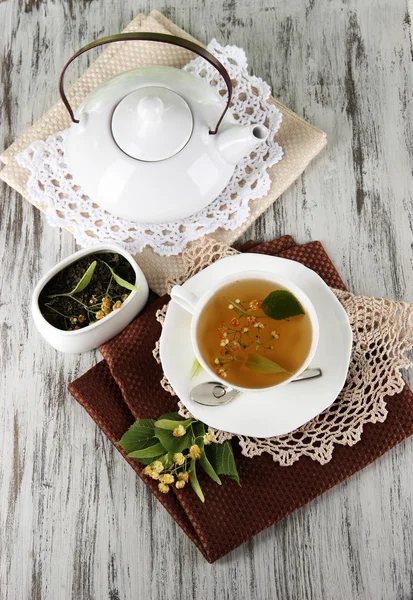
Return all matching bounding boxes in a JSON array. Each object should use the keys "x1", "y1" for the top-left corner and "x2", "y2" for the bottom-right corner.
[{"x1": 160, "y1": 254, "x2": 352, "y2": 438}]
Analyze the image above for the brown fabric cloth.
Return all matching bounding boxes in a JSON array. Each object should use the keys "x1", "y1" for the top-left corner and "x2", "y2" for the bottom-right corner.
[{"x1": 68, "y1": 236, "x2": 413, "y2": 563}]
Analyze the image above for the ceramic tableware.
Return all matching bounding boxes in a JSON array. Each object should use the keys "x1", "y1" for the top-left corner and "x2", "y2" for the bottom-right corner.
[
  {"x1": 170, "y1": 270, "x2": 320, "y2": 392},
  {"x1": 190, "y1": 369, "x2": 323, "y2": 406},
  {"x1": 160, "y1": 254, "x2": 353, "y2": 437},
  {"x1": 32, "y1": 243, "x2": 149, "y2": 353},
  {"x1": 59, "y1": 33, "x2": 269, "y2": 224}
]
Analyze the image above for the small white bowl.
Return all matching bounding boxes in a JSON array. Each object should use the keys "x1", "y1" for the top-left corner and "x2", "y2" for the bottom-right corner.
[{"x1": 32, "y1": 243, "x2": 149, "y2": 353}]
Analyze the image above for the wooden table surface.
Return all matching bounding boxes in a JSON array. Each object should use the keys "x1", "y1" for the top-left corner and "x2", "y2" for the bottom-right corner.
[{"x1": 1, "y1": 1, "x2": 412, "y2": 599}]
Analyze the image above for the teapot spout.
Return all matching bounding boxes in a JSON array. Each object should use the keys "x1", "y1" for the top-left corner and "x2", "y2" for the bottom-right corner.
[{"x1": 215, "y1": 123, "x2": 269, "y2": 165}]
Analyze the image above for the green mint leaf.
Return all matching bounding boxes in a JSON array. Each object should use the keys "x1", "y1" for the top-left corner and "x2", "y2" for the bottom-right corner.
[
  {"x1": 117, "y1": 419, "x2": 156, "y2": 453},
  {"x1": 245, "y1": 354, "x2": 291, "y2": 374},
  {"x1": 154, "y1": 418, "x2": 194, "y2": 430},
  {"x1": 190, "y1": 358, "x2": 203, "y2": 379},
  {"x1": 103, "y1": 261, "x2": 139, "y2": 292},
  {"x1": 189, "y1": 460, "x2": 205, "y2": 503},
  {"x1": 128, "y1": 442, "x2": 166, "y2": 459},
  {"x1": 261, "y1": 289, "x2": 304, "y2": 320},
  {"x1": 205, "y1": 441, "x2": 240, "y2": 485}
]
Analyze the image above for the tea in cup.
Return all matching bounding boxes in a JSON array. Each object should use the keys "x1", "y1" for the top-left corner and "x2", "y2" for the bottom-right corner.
[{"x1": 170, "y1": 270, "x2": 319, "y2": 392}]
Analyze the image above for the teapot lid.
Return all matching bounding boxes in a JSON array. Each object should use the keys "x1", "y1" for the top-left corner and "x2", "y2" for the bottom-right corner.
[{"x1": 111, "y1": 86, "x2": 193, "y2": 162}]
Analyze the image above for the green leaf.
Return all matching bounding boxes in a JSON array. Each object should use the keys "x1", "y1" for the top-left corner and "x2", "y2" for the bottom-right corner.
[
  {"x1": 189, "y1": 460, "x2": 205, "y2": 503},
  {"x1": 70, "y1": 260, "x2": 97, "y2": 294},
  {"x1": 117, "y1": 419, "x2": 156, "y2": 453},
  {"x1": 245, "y1": 354, "x2": 291, "y2": 374},
  {"x1": 190, "y1": 421, "x2": 221, "y2": 485},
  {"x1": 191, "y1": 420, "x2": 205, "y2": 438},
  {"x1": 157, "y1": 412, "x2": 185, "y2": 421},
  {"x1": 128, "y1": 442, "x2": 166, "y2": 459},
  {"x1": 261, "y1": 289, "x2": 304, "y2": 320},
  {"x1": 154, "y1": 418, "x2": 194, "y2": 430},
  {"x1": 133, "y1": 454, "x2": 164, "y2": 466},
  {"x1": 48, "y1": 260, "x2": 97, "y2": 298},
  {"x1": 206, "y1": 441, "x2": 240, "y2": 485},
  {"x1": 199, "y1": 450, "x2": 222, "y2": 485},
  {"x1": 190, "y1": 358, "x2": 203, "y2": 379},
  {"x1": 103, "y1": 261, "x2": 139, "y2": 292},
  {"x1": 154, "y1": 426, "x2": 192, "y2": 454}
]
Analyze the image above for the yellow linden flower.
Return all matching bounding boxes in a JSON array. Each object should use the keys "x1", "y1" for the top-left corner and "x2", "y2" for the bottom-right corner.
[
  {"x1": 113, "y1": 300, "x2": 122, "y2": 310},
  {"x1": 189, "y1": 445, "x2": 201, "y2": 460},
  {"x1": 172, "y1": 425, "x2": 186, "y2": 437},
  {"x1": 249, "y1": 299, "x2": 260, "y2": 310},
  {"x1": 143, "y1": 466, "x2": 152, "y2": 476},
  {"x1": 96, "y1": 310, "x2": 105, "y2": 320},
  {"x1": 173, "y1": 452, "x2": 185, "y2": 466},
  {"x1": 271, "y1": 330, "x2": 279, "y2": 339},
  {"x1": 102, "y1": 297, "x2": 111, "y2": 307},
  {"x1": 158, "y1": 482, "x2": 169, "y2": 494},
  {"x1": 102, "y1": 303, "x2": 111, "y2": 315},
  {"x1": 178, "y1": 472, "x2": 189, "y2": 483},
  {"x1": 159, "y1": 473, "x2": 174, "y2": 484},
  {"x1": 176, "y1": 480, "x2": 185, "y2": 489},
  {"x1": 203, "y1": 432, "x2": 214, "y2": 445},
  {"x1": 151, "y1": 461, "x2": 164, "y2": 473}
]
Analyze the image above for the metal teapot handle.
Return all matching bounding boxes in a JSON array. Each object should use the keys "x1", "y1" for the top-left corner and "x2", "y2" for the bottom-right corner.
[{"x1": 58, "y1": 32, "x2": 233, "y2": 135}]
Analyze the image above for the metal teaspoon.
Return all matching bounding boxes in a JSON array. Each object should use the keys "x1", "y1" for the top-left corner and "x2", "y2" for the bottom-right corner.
[{"x1": 190, "y1": 368, "x2": 323, "y2": 407}]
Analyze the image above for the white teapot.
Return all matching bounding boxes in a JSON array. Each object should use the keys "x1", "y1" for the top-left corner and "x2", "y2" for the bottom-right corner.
[{"x1": 60, "y1": 33, "x2": 269, "y2": 224}]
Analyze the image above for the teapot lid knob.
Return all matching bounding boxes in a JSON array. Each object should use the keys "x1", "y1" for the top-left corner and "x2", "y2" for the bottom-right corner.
[
  {"x1": 137, "y1": 95, "x2": 164, "y2": 122},
  {"x1": 111, "y1": 86, "x2": 193, "y2": 162}
]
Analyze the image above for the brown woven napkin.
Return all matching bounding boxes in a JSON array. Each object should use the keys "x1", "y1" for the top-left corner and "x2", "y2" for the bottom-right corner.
[{"x1": 68, "y1": 236, "x2": 413, "y2": 563}]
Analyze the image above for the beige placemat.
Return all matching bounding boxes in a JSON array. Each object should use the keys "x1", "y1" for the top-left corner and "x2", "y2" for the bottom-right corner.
[{"x1": 0, "y1": 10, "x2": 327, "y2": 295}]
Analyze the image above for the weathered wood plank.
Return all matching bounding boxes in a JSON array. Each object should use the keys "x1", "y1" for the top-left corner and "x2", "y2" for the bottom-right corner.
[{"x1": 1, "y1": 1, "x2": 412, "y2": 599}]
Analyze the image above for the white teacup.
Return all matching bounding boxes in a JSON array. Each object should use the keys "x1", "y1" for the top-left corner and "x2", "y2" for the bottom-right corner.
[{"x1": 170, "y1": 270, "x2": 319, "y2": 392}]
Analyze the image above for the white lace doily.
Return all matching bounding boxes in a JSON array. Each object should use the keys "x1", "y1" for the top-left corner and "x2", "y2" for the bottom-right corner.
[{"x1": 16, "y1": 40, "x2": 283, "y2": 256}]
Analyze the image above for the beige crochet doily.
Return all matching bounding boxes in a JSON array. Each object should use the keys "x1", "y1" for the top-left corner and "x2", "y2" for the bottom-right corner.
[{"x1": 152, "y1": 239, "x2": 413, "y2": 466}]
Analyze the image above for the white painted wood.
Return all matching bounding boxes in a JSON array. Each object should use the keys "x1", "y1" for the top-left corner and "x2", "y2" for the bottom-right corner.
[{"x1": 1, "y1": 1, "x2": 412, "y2": 599}]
